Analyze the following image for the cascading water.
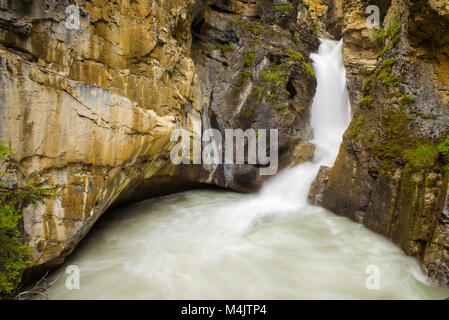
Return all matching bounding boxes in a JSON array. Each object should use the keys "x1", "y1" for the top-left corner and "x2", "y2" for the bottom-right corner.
[{"x1": 43, "y1": 40, "x2": 449, "y2": 300}]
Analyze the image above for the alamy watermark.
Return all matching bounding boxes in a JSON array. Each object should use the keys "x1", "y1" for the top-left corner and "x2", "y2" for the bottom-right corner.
[
  {"x1": 365, "y1": 5, "x2": 380, "y2": 29},
  {"x1": 65, "y1": 5, "x2": 80, "y2": 30},
  {"x1": 365, "y1": 265, "x2": 380, "y2": 290},
  {"x1": 65, "y1": 265, "x2": 80, "y2": 290},
  {"x1": 170, "y1": 120, "x2": 279, "y2": 176}
]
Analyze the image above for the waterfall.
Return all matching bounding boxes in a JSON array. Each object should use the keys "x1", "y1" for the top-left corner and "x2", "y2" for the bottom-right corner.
[
  {"x1": 43, "y1": 39, "x2": 449, "y2": 300},
  {"x1": 258, "y1": 39, "x2": 351, "y2": 205}
]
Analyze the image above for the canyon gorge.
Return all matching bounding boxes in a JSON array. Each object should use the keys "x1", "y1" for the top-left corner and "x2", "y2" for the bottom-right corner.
[{"x1": 0, "y1": 0, "x2": 448, "y2": 295}]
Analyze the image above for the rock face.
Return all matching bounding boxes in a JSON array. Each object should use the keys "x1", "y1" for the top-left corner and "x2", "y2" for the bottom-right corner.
[
  {"x1": 310, "y1": 0, "x2": 449, "y2": 286},
  {"x1": 0, "y1": 0, "x2": 320, "y2": 279}
]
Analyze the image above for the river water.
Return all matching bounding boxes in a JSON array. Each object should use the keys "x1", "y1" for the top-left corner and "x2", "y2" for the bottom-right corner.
[{"x1": 43, "y1": 40, "x2": 449, "y2": 299}]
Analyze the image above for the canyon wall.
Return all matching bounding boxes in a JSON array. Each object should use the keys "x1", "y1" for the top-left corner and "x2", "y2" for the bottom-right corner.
[
  {"x1": 310, "y1": 0, "x2": 449, "y2": 286},
  {"x1": 0, "y1": 0, "x2": 319, "y2": 279}
]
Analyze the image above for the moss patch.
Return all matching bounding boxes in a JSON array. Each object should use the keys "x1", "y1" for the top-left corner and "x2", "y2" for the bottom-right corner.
[
  {"x1": 218, "y1": 44, "x2": 236, "y2": 53},
  {"x1": 244, "y1": 51, "x2": 256, "y2": 67},
  {"x1": 287, "y1": 48, "x2": 315, "y2": 78},
  {"x1": 351, "y1": 115, "x2": 367, "y2": 138},
  {"x1": 274, "y1": 2, "x2": 294, "y2": 11}
]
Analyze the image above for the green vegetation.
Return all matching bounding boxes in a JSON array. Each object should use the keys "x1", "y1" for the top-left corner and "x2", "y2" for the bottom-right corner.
[
  {"x1": 374, "y1": 17, "x2": 402, "y2": 58},
  {"x1": 371, "y1": 28, "x2": 387, "y2": 44},
  {"x1": 403, "y1": 145, "x2": 440, "y2": 169},
  {"x1": 0, "y1": 143, "x2": 57, "y2": 297},
  {"x1": 261, "y1": 70, "x2": 285, "y2": 84},
  {"x1": 235, "y1": 19, "x2": 265, "y2": 36},
  {"x1": 287, "y1": 49, "x2": 315, "y2": 78},
  {"x1": 377, "y1": 58, "x2": 399, "y2": 87},
  {"x1": 255, "y1": 86, "x2": 265, "y2": 102},
  {"x1": 399, "y1": 95, "x2": 415, "y2": 106},
  {"x1": 371, "y1": 107, "x2": 449, "y2": 177},
  {"x1": 274, "y1": 2, "x2": 294, "y2": 11},
  {"x1": 422, "y1": 113, "x2": 435, "y2": 119},
  {"x1": 351, "y1": 115, "x2": 366, "y2": 138},
  {"x1": 244, "y1": 51, "x2": 256, "y2": 67},
  {"x1": 240, "y1": 70, "x2": 252, "y2": 82},
  {"x1": 218, "y1": 44, "x2": 236, "y2": 53},
  {"x1": 437, "y1": 135, "x2": 449, "y2": 157},
  {"x1": 358, "y1": 96, "x2": 374, "y2": 108}
]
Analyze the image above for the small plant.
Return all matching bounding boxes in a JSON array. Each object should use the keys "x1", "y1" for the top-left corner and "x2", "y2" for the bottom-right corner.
[
  {"x1": 255, "y1": 86, "x2": 265, "y2": 102},
  {"x1": 351, "y1": 115, "x2": 366, "y2": 138},
  {"x1": 0, "y1": 143, "x2": 57, "y2": 297},
  {"x1": 437, "y1": 135, "x2": 449, "y2": 158},
  {"x1": 376, "y1": 17, "x2": 402, "y2": 59},
  {"x1": 422, "y1": 113, "x2": 435, "y2": 119},
  {"x1": 240, "y1": 70, "x2": 252, "y2": 82},
  {"x1": 400, "y1": 95, "x2": 415, "y2": 105},
  {"x1": 359, "y1": 96, "x2": 374, "y2": 108},
  {"x1": 371, "y1": 28, "x2": 387, "y2": 44},
  {"x1": 403, "y1": 145, "x2": 439, "y2": 169},
  {"x1": 287, "y1": 49, "x2": 315, "y2": 78},
  {"x1": 218, "y1": 44, "x2": 236, "y2": 53},
  {"x1": 274, "y1": 2, "x2": 294, "y2": 11},
  {"x1": 244, "y1": 51, "x2": 256, "y2": 67}
]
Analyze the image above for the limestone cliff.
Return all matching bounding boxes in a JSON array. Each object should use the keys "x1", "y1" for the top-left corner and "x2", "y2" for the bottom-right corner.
[
  {"x1": 0, "y1": 0, "x2": 320, "y2": 280},
  {"x1": 310, "y1": 0, "x2": 449, "y2": 286}
]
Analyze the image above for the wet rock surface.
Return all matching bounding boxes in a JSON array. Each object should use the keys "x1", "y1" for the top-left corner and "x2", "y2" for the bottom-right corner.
[{"x1": 0, "y1": 0, "x2": 320, "y2": 278}]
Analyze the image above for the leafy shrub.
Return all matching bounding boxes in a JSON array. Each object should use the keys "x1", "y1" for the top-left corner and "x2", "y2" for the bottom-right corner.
[{"x1": 0, "y1": 143, "x2": 56, "y2": 297}]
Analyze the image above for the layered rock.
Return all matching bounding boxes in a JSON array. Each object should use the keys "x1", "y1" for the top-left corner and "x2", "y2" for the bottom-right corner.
[
  {"x1": 0, "y1": 0, "x2": 320, "y2": 280},
  {"x1": 310, "y1": 0, "x2": 449, "y2": 286}
]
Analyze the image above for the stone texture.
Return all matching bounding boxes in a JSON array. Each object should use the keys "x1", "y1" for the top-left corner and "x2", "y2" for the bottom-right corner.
[{"x1": 0, "y1": 0, "x2": 320, "y2": 280}]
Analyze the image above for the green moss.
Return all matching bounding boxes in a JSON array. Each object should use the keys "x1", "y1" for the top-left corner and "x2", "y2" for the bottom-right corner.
[
  {"x1": 388, "y1": 18, "x2": 402, "y2": 44},
  {"x1": 399, "y1": 95, "x2": 415, "y2": 106},
  {"x1": 351, "y1": 115, "x2": 367, "y2": 138},
  {"x1": 359, "y1": 96, "x2": 374, "y2": 108},
  {"x1": 376, "y1": 17, "x2": 402, "y2": 59},
  {"x1": 372, "y1": 110, "x2": 412, "y2": 162},
  {"x1": 403, "y1": 145, "x2": 439, "y2": 169},
  {"x1": 287, "y1": 48, "x2": 315, "y2": 78},
  {"x1": 377, "y1": 58, "x2": 399, "y2": 87},
  {"x1": 274, "y1": 2, "x2": 294, "y2": 11},
  {"x1": 240, "y1": 70, "x2": 252, "y2": 82},
  {"x1": 244, "y1": 51, "x2": 256, "y2": 67},
  {"x1": 371, "y1": 28, "x2": 387, "y2": 44},
  {"x1": 240, "y1": 20, "x2": 263, "y2": 35},
  {"x1": 421, "y1": 113, "x2": 435, "y2": 119},
  {"x1": 363, "y1": 74, "x2": 375, "y2": 93},
  {"x1": 372, "y1": 108, "x2": 449, "y2": 179},
  {"x1": 218, "y1": 44, "x2": 236, "y2": 52},
  {"x1": 437, "y1": 135, "x2": 449, "y2": 157},
  {"x1": 294, "y1": 35, "x2": 301, "y2": 49},
  {"x1": 255, "y1": 86, "x2": 265, "y2": 102}
]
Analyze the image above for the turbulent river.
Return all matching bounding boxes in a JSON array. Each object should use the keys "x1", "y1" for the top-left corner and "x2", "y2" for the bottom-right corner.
[{"x1": 44, "y1": 40, "x2": 449, "y2": 299}]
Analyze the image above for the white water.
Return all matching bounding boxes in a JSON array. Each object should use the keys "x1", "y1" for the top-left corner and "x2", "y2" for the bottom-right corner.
[{"x1": 43, "y1": 40, "x2": 449, "y2": 300}]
